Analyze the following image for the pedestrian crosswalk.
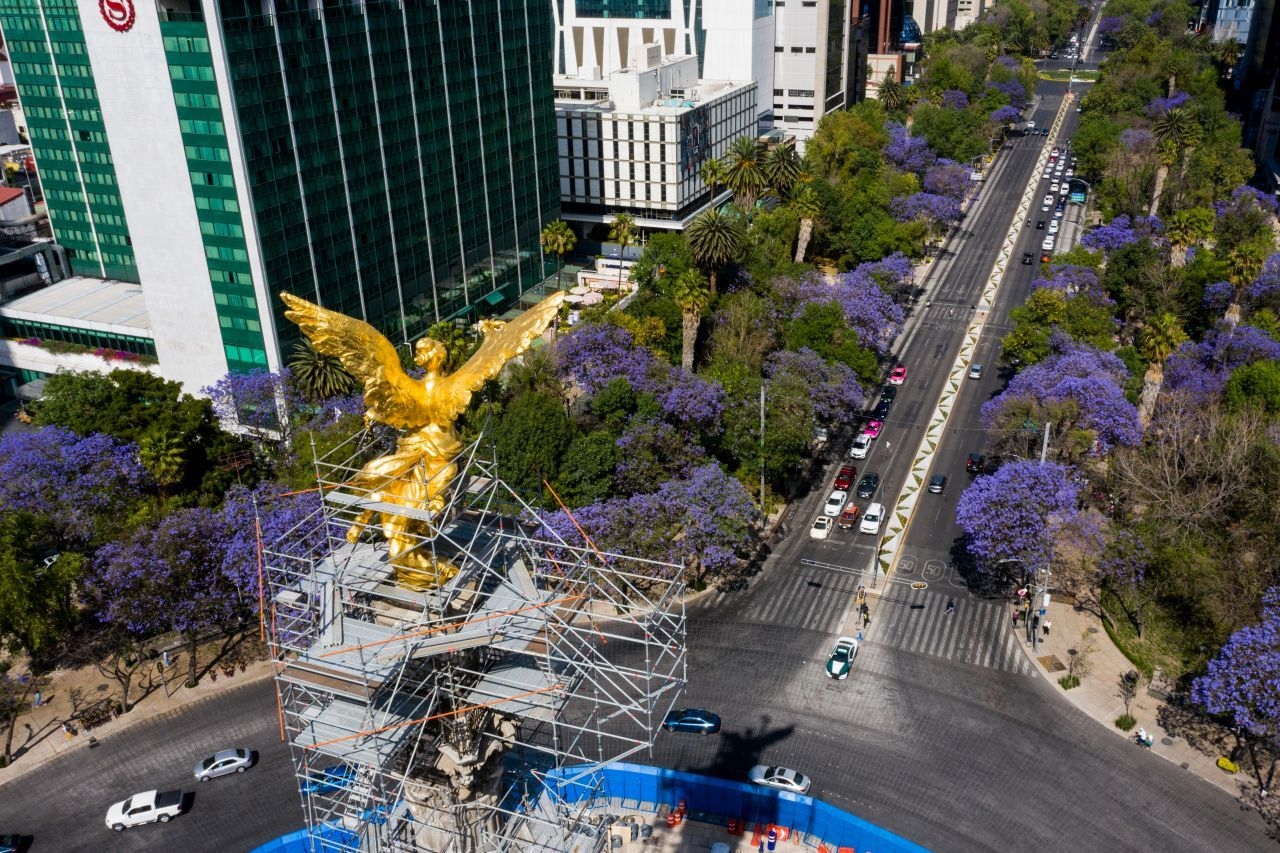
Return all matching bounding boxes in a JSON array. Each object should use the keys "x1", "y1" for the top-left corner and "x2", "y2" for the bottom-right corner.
[{"x1": 698, "y1": 566, "x2": 1035, "y2": 675}]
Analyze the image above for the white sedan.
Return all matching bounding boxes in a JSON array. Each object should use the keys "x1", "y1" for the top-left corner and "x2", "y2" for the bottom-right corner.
[
  {"x1": 809, "y1": 516, "x2": 832, "y2": 540},
  {"x1": 1041, "y1": 195, "x2": 1054, "y2": 211},
  {"x1": 748, "y1": 765, "x2": 812, "y2": 795},
  {"x1": 823, "y1": 489, "x2": 848, "y2": 516}
]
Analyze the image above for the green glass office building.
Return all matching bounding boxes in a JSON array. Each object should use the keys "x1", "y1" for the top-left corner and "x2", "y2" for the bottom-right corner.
[{"x1": 0, "y1": 0, "x2": 558, "y2": 389}]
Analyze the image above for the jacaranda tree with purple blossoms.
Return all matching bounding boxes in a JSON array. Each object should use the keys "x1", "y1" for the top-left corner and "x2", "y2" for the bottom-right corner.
[
  {"x1": 88, "y1": 507, "x2": 238, "y2": 688},
  {"x1": 955, "y1": 460, "x2": 1083, "y2": 585},
  {"x1": 1192, "y1": 586, "x2": 1280, "y2": 795}
]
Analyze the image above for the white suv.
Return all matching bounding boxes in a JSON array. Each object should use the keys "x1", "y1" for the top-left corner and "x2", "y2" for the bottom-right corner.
[
  {"x1": 849, "y1": 434, "x2": 871, "y2": 459},
  {"x1": 860, "y1": 502, "x2": 885, "y2": 535}
]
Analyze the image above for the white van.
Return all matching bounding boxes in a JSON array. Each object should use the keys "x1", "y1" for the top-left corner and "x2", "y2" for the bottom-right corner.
[{"x1": 860, "y1": 502, "x2": 885, "y2": 535}]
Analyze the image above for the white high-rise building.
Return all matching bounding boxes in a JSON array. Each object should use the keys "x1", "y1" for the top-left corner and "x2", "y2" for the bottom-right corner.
[{"x1": 772, "y1": 0, "x2": 858, "y2": 143}]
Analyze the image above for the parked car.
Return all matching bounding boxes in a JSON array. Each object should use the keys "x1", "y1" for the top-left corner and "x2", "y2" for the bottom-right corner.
[
  {"x1": 663, "y1": 708, "x2": 721, "y2": 735},
  {"x1": 825, "y1": 636, "x2": 860, "y2": 680},
  {"x1": 193, "y1": 748, "x2": 253, "y2": 782},
  {"x1": 856, "y1": 472, "x2": 880, "y2": 499},
  {"x1": 1050, "y1": 181, "x2": 1059, "y2": 193},
  {"x1": 809, "y1": 516, "x2": 832, "y2": 540},
  {"x1": 1040, "y1": 252, "x2": 1052, "y2": 263},
  {"x1": 887, "y1": 365, "x2": 908, "y2": 385},
  {"x1": 813, "y1": 426, "x2": 829, "y2": 446},
  {"x1": 1022, "y1": 252, "x2": 1034, "y2": 265},
  {"x1": 872, "y1": 400, "x2": 891, "y2": 419},
  {"x1": 849, "y1": 434, "x2": 871, "y2": 459},
  {"x1": 0, "y1": 835, "x2": 20, "y2": 853},
  {"x1": 968, "y1": 363, "x2": 984, "y2": 380},
  {"x1": 748, "y1": 765, "x2": 811, "y2": 795},
  {"x1": 965, "y1": 452, "x2": 986, "y2": 474},
  {"x1": 823, "y1": 489, "x2": 848, "y2": 517},
  {"x1": 833, "y1": 465, "x2": 857, "y2": 491},
  {"x1": 1035, "y1": 219, "x2": 1045, "y2": 229},
  {"x1": 879, "y1": 385, "x2": 897, "y2": 404},
  {"x1": 861, "y1": 420, "x2": 883, "y2": 439},
  {"x1": 837, "y1": 505, "x2": 861, "y2": 530},
  {"x1": 928, "y1": 474, "x2": 948, "y2": 494},
  {"x1": 105, "y1": 790, "x2": 183, "y2": 831},
  {"x1": 1041, "y1": 236, "x2": 1055, "y2": 251},
  {"x1": 1041, "y1": 195, "x2": 1054, "y2": 211},
  {"x1": 300, "y1": 765, "x2": 357, "y2": 798},
  {"x1": 1048, "y1": 220, "x2": 1060, "y2": 235},
  {"x1": 860, "y1": 503, "x2": 884, "y2": 535}
]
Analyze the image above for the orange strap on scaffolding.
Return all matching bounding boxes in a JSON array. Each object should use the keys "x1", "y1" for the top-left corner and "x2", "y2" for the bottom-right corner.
[{"x1": 303, "y1": 682, "x2": 564, "y2": 750}]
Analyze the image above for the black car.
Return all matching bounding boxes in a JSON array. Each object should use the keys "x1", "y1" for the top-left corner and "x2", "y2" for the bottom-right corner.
[
  {"x1": 928, "y1": 474, "x2": 947, "y2": 494},
  {"x1": 1022, "y1": 252, "x2": 1034, "y2": 265},
  {"x1": 663, "y1": 708, "x2": 721, "y2": 735},
  {"x1": 857, "y1": 472, "x2": 880, "y2": 499},
  {"x1": 879, "y1": 386, "x2": 897, "y2": 405},
  {"x1": 965, "y1": 452, "x2": 986, "y2": 474},
  {"x1": 1035, "y1": 220, "x2": 1045, "y2": 229},
  {"x1": 872, "y1": 401, "x2": 891, "y2": 419}
]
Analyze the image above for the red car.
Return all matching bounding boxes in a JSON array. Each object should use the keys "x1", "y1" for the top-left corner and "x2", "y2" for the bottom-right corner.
[
  {"x1": 862, "y1": 420, "x2": 883, "y2": 439},
  {"x1": 834, "y1": 465, "x2": 857, "y2": 491},
  {"x1": 888, "y1": 365, "x2": 908, "y2": 385}
]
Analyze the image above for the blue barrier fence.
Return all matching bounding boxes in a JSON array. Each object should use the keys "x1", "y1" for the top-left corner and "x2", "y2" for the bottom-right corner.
[
  {"x1": 546, "y1": 763, "x2": 930, "y2": 853},
  {"x1": 250, "y1": 823, "x2": 358, "y2": 853}
]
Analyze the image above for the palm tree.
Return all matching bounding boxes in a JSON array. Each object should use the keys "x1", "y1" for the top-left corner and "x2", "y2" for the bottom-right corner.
[
  {"x1": 1164, "y1": 208, "x2": 1214, "y2": 267},
  {"x1": 289, "y1": 339, "x2": 358, "y2": 401},
  {"x1": 1215, "y1": 38, "x2": 1242, "y2": 74},
  {"x1": 137, "y1": 429, "x2": 185, "y2": 503},
  {"x1": 684, "y1": 207, "x2": 744, "y2": 297},
  {"x1": 608, "y1": 212, "x2": 637, "y2": 288},
  {"x1": 762, "y1": 142, "x2": 801, "y2": 199},
  {"x1": 539, "y1": 219, "x2": 577, "y2": 291},
  {"x1": 791, "y1": 186, "x2": 821, "y2": 263},
  {"x1": 700, "y1": 157, "x2": 728, "y2": 199},
  {"x1": 723, "y1": 136, "x2": 767, "y2": 211},
  {"x1": 1149, "y1": 108, "x2": 1194, "y2": 216},
  {"x1": 669, "y1": 268, "x2": 711, "y2": 372},
  {"x1": 1225, "y1": 240, "x2": 1270, "y2": 326},
  {"x1": 1136, "y1": 312, "x2": 1188, "y2": 430},
  {"x1": 424, "y1": 321, "x2": 471, "y2": 372},
  {"x1": 877, "y1": 70, "x2": 909, "y2": 113}
]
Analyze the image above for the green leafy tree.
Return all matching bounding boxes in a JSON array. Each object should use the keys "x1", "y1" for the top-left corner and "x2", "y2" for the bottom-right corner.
[
  {"x1": 1225, "y1": 360, "x2": 1280, "y2": 416},
  {"x1": 629, "y1": 231, "x2": 696, "y2": 292},
  {"x1": 608, "y1": 212, "x2": 638, "y2": 288},
  {"x1": 493, "y1": 391, "x2": 577, "y2": 503},
  {"x1": 1136, "y1": 312, "x2": 1188, "y2": 430},
  {"x1": 685, "y1": 207, "x2": 745, "y2": 296},
  {"x1": 289, "y1": 339, "x2": 358, "y2": 401},
  {"x1": 555, "y1": 432, "x2": 623, "y2": 507},
  {"x1": 669, "y1": 269, "x2": 711, "y2": 372},
  {"x1": 0, "y1": 512, "x2": 81, "y2": 656},
  {"x1": 539, "y1": 219, "x2": 577, "y2": 291}
]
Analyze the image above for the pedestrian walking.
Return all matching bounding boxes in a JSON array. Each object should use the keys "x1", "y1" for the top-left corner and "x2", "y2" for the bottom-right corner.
[
  {"x1": 1011, "y1": 610, "x2": 1019, "y2": 627},
  {"x1": 862, "y1": 612, "x2": 871, "y2": 629},
  {"x1": 34, "y1": 690, "x2": 41, "y2": 708},
  {"x1": 1043, "y1": 619, "x2": 1052, "y2": 637},
  {"x1": 1032, "y1": 614, "x2": 1041, "y2": 633}
]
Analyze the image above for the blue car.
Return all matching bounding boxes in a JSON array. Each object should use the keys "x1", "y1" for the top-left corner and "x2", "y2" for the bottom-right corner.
[
  {"x1": 300, "y1": 764, "x2": 356, "y2": 797},
  {"x1": 663, "y1": 708, "x2": 721, "y2": 735}
]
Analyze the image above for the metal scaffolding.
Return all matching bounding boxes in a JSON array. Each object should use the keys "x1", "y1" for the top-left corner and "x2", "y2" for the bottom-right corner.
[{"x1": 264, "y1": 426, "x2": 687, "y2": 852}]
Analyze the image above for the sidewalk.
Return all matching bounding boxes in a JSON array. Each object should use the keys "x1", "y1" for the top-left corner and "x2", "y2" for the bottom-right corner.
[
  {"x1": 0, "y1": 657, "x2": 276, "y2": 788},
  {"x1": 1014, "y1": 596, "x2": 1252, "y2": 800}
]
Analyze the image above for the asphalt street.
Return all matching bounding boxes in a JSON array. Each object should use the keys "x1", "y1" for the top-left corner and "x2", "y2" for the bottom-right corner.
[{"x1": 0, "y1": 678, "x2": 300, "y2": 851}]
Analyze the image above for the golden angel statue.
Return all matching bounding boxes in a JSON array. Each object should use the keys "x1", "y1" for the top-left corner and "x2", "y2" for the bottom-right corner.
[{"x1": 281, "y1": 290, "x2": 564, "y2": 587}]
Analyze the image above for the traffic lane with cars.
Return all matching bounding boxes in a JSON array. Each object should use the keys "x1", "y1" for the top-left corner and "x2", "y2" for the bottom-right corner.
[{"x1": 0, "y1": 678, "x2": 299, "y2": 851}]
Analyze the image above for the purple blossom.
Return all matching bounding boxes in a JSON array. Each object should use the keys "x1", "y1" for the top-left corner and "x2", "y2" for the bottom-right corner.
[
  {"x1": 775, "y1": 266, "x2": 908, "y2": 354},
  {"x1": 1035, "y1": 265, "x2": 1113, "y2": 306},
  {"x1": 1199, "y1": 323, "x2": 1280, "y2": 371},
  {"x1": 1146, "y1": 91, "x2": 1190, "y2": 117},
  {"x1": 1119, "y1": 128, "x2": 1156, "y2": 150},
  {"x1": 1162, "y1": 343, "x2": 1229, "y2": 403},
  {"x1": 1098, "y1": 16, "x2": 1122, "y2": 34},
  {"x1": 923, "y1": 160, "x2": 972, "y2": 201},
  {"x1": 1202, "y1": 280, "x2": 1236, "y2": 313},
  {"x1": 1080, "y1": 215, "x2": 1162, "y2": 253},
  {"x1": 650, "y1": 367, "x2": 726, "y2": 433},
  {"x1": 1146, "y1": 9, "x2": 1162, "y2": 25},
  {"x1": 613, "y1": 417, "x2": 707, "y2": 496},
  {"x1": 941, "y1": 89, "x2": 970, "y2": 110},
  {"x1": 955, "y1": 460, "x2": 1083, "y2": 570},
  {"x1": 995, "y1": 55, "x2": 1021, "y2": 71},
  {"x1": 986, "y1": 79, "x2": 1028, "y2": 110},
  {"x1": 892, "y1": 192, "x2": 963, "y2": 226},
  {"x1": 554, "y1": 323, "x2": 655, "y2": 396},
  {"x1": 764, "y1": 348, "x2": 865, "y2": 422},
  {"x1": 990, "y1": 105, "x2": 1022, "y2": 125},
  {"x1": 1243, "y1": 254, "x2": 1280, "y2": 311},
  {"x1": 0, "y1": 427, "x2": 147, "y2": 544},
  {"x1": 220, "y1": 483, "x2": 329, "y2": 602},
  {"x1": 1192, "y1": 586, "x2": 1280, "y2": 740},
  {"x1": 1214, "y1": 185, "x2": 1280, "y2": 221},
  {"x1": 202, "y1": 369, "x2": 300, "y2": 434},
  {"x1": 884, "y1": 122, "x2": 937, "y2": 175},
  {"x1": 983, "y1": 338, "x2": 1140, "y2": 451}
]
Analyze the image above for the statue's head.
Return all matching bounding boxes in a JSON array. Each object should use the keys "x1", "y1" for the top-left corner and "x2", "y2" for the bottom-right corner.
[{"x1": 413, "y1": 338, "x2": 447, "y2": 373}]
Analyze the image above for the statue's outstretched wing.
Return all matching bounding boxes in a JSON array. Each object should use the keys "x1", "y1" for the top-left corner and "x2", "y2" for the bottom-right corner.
[
  {"x1": 281, "y1": 292, "x2": 428, "y2": 429},
  {"x1": 435, "y1": 292, "x2": 565, "y2": 420}
]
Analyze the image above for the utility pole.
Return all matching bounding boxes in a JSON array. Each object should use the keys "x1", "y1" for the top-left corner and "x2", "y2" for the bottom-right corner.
[
  {"x1": 1040, "y1": 421, "x2": 1052, "y2": 463},
  {"x1": 759, "y1": 384, "x2": 765, "y2": 511}
]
